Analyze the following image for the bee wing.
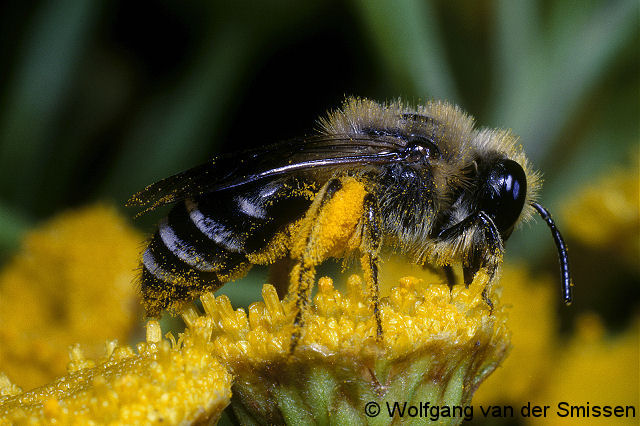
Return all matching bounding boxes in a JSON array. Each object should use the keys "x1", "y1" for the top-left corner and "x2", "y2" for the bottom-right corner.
[{"x1": 126, "y1": 135, "x2": 406, "y2": 215}]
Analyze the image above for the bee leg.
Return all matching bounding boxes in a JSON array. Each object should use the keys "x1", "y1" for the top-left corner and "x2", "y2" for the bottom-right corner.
[
  {"x1": 440, "y1": 211, "x2": 503, "y2": 310},
  {"x1": 467, "y1": 212, "x2": 503, "y2": 310},
  {"x1": 289, "y1": 263, "x2": 315, "y2": 353},
  {"x1": 462, "y1": 247, "x2": 482, "y2": 287},
  {"x1": 443, "y1": 265, "x2": 457, "y2": 287},
  {"x1": 464, "y1": 252, "x2": 495, "y2": 311},
  {"x1": 360, "y1": 193, "x2": 383, "y2": 340},
  {"x1": 289, "y1": 178, "x2": 343, "y2": 353},
  {"x1": 421, "y1": 263, "x2": 457, "y2": 287}
]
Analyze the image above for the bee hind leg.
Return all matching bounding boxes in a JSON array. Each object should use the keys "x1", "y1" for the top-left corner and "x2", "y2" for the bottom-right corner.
[{"x1": 289, "y1": 178, "x2": 343, "y2": 353}]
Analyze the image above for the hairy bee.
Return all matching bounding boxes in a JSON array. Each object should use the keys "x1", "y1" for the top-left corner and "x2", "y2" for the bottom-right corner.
[{"x1": 128, "y1": 97, "x2": 572, "y2": 349}]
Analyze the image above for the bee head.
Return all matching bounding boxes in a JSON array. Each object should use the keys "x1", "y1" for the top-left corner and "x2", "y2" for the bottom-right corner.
[
  {"x1": 477, "y1": 158, "x2": 527, "y2": 240},
  {"x1": 473, "y1": 156, "x2": 573, "y2": 306}
]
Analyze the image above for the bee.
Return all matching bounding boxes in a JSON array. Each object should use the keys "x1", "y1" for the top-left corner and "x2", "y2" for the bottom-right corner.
[{"x1": 128, "y1": 97, "x2": 573, "y2": 349}]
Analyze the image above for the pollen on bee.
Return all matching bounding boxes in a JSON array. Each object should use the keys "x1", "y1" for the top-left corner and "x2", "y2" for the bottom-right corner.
[{"x1": 293, "y1": 177, "x2": 367, "y2": 262}]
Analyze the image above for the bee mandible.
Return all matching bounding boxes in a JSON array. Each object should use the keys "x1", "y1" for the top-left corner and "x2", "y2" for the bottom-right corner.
[{"x1": 128, "y1": 97, "x2": 573, "y2": 350}]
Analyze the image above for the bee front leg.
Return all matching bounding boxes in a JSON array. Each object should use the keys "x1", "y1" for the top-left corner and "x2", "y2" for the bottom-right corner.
[
  {"x1": 438, "y1": 211, "x2": 504, "y2": 310},
  {"x1": 360, "y1": 193, "x2": 383, "y2": 340},
  {"x1": 289, "y1": 178, "x2": 343, "y2": 353}
]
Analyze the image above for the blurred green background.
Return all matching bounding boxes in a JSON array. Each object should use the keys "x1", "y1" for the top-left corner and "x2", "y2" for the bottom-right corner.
[{"x1": 0, "y1": 0, "x2": 637, "y2": 327}]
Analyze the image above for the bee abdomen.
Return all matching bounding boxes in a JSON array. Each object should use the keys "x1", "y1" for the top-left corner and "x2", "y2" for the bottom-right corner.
[
  {"x1": 140, "y1": 198, "x2": 252, "y2": 315},
  {"x1": 147, "y1": 199, "x2": 249, "y2": 276},
  {"x1": 142, "y1": 227, "x2": 229, "y2": 289},
  {"x1": 140, "y1": 231, "x2": 225, "y2": 316},
  {"x1": 140, "y1": 268, "x2": 193, "y2": 317},
  {"x1": 190, "y1": 179, "x2": 315, "y2": 255},
  {"x1": 186, "y1": 198, "x2": 248, "y2": 253},
  {"x1": 140, "y1": 178, "x2": 314, "y2": 316},
  {"x1": 157, "y1": 217, "x2": 217, "y2": 272}
]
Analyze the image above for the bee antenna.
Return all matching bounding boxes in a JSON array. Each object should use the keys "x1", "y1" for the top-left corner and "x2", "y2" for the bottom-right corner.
[{"x1": 531, "y1": 202, "x2": 573, "y2": 306}]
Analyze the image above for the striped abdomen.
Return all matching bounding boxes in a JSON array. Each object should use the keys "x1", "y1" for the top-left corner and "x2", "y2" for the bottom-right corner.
[{"x1": 141, "y1": 179, "x2": 314, "y2": 316}]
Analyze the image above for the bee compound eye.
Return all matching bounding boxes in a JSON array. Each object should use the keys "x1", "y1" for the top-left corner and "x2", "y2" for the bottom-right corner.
[{"x1": 480, "y1": 159, "x2": 527, "y2": 236}]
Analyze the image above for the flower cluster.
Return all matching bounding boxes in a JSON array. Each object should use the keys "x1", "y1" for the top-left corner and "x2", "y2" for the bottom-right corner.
[{"x1": 0, "y1": 205, "x2": 141, "y2": 391}]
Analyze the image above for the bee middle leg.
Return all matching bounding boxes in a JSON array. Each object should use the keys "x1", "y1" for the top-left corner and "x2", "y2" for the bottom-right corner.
[
  {"x1": 359, "y1": 193, "x2": 383, "y2": 340},
  {"x1": 442, "y1": 265, "x2": 457, "y2": 287},
  {"x1": 422, "y1": 263, "x2": 457, "y2": 287}
]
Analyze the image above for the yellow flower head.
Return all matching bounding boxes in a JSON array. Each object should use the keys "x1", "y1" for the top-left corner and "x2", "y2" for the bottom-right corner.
[
  {"x1": 0, "y1": 321, "x2": 232, "y2": 424},
  {"x1": 563, "y1": 159, "x2": 639, "y2": 265},
  {"x1": 534, "y1": 314, "x2": 639, "y2": 425},
  {"x1": 178, "y1": 270, "x2": 510, "y2": 424},
  {"x1": 0, "y1": 246, "x2": 511, "y2": 424},
  {"x1": 0, "y1": 205, "x2": 142, "y2": 390}
]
